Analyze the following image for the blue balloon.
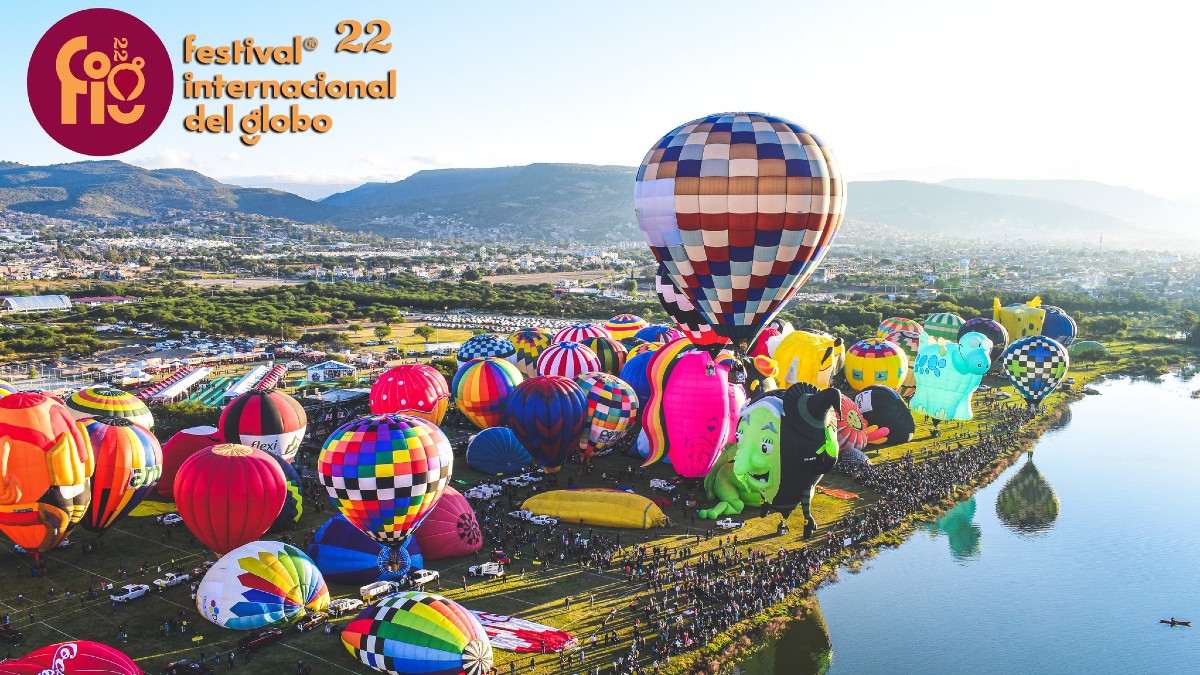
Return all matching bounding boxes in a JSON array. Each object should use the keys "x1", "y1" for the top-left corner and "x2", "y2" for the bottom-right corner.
[
  {"x1": 1040, "y1": 306, "x2": 1077, "y2": 347},
  {"x1": 617, "y1": 351, "x2": 656, "y2": 407},
  {"x1": 634, "y1": 325, "x2": 675, "y2": 343},
  {"x1": 307, "y1": 514, "x2": 424, "y2": 584},
  {"x1": 466, "y1": 427, "x2": 532, "y2": 475}
]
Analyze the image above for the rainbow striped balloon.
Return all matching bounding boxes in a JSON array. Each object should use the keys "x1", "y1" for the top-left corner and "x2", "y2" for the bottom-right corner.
[
  {"x1": 0, "y1": 379, "x2": 16, "y2": 398},
  {"x1": 80, "y1": 417, "x2": 162, "y2": 533},
  {"x1": 66, "y1": 386, "x2": 153, "y2": 429},
  {"x1": 627, "y1": 341, "x2": 663, "y2": 360},
  {"x1": 580, "y1": 335, "x2": 628, "y2": 375},
  {"x1": 342, "y1": 591, "x2": 493, "y2": 675},
  {"x1": 536, "y1": 341, "x2": 601, "y2": 379},
  {"x1": 877, "y1": 317, "x2": 922, "y2": 339},
  {"x1": 604, "y1": 314, "x2": 648, "y2": 341},
  {"x1": 576, "y1": 373, "x2": 639, "y2": 458},
  {"x1": 451, "y1": 358, "x2": 523, "y2": 430},
  {"x1": 196, "y1": 540, "x2": 329, "y2": 630},
  {"x1": 510, "y1": 327, "x2": 553, "y2": 376},
  {"x1": 552, "y1": 323, "x2": 611, "y2": 344}
]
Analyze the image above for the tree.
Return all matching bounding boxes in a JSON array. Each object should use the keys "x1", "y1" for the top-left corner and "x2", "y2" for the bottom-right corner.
[
  {"x1": 154, "y1": 401, "x2": 221, "y2": 439},
  {"x1": 622, "y1": 278, "x2": 638, "y2": 292},
  {"x1": 373, "y1": 325, "x2": 392, "y2": 340},
  {"x1": 461, "y1": 269, "x2": 482, "y2": 282},
  {"x1": 348, "y1": 323, "x2": 364, "y2": 333},
  {"x1": 414, "y1": 325, "x2": 437, "y2": 344}
]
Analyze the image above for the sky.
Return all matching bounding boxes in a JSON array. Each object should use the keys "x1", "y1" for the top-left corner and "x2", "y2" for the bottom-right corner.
[{"x1": 3, "y1": 0, "x2": 1198, "y2": 200}]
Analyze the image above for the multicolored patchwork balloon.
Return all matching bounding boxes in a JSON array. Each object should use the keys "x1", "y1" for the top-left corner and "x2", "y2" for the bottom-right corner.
[
  {"x1": 504, "y1": 376, "x2": 587, "y2": 473},
  {"x1": 635, "y1": 112, "x2": 845, "y2": 342},
  {"x1": 1001, "y1": 335, "x2": 1070, "y2": 406},
  {"x1": 605, "y1": 314, "x2": 648, "y2": 341},
  {"x1": 654, "y1": 263, "x2": 727, "y2": 347},
  {"x1": 65, "y1": 386, "x2": 154, "y2": 429},
  {"x1": 536, "y1": 341, "x2": 601, "y2": 379},
  {"x1": 80, "y1": 417, "x2": 162, "y2": 534},
  {"x1": 877, "y1": 317, "x2": 922, "y2": 339},
  {"x1": 452, "y1": 358, "x2": 523, "y2": 430},
  {"x1": 370, "y1": 364, "x2": 451, "y2": 425},
  {"x1": 195, "y1": 540, "x2": 329, "y2": 630},
  {"x1": 510, "y1": 327, "x2": 553, "y2": 376},
  {"x1": 580, "y1": 335, "x2": 628, "y2": 375},
  {"x1": 220, "y1": 390, "x2": 307, "y2": 463},
  {"x1": 342, "y1": 591, "x2": 493, "y2": 675},
  {"x1": 553, "y1": 323, "x2": 611, "y2": 344},
  {"x1": 924, "y1": 312, "x2": 965, "y2": 342},
  {"x1": 456, "y1": 334, "x2": 517, "y2": 366},
  {"x1": 844, "y1": 338, "x2": 909, "y2": 392},
  {"x1": 319, "y1": 414, "x2": 453, "y2": 545},
  {"x1": 575, "y1": 373, "x2": 639, "y2": 459}
]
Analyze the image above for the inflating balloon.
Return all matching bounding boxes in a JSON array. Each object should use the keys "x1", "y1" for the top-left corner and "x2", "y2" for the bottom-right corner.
[
  {"x1": 510, "y1": 327, "x2": 553, "y2": 376},
  {"x1": 605, "y1": 314, "x2": 649, "y2": 341},
  {"x1": 0, "y1": 380, "x2": 15, "y2": 398},
  {"x1": 635, "y1": 112, "x2": 845, "y2": 342},
  {"x1": 80, "y1": 417, "x2": 162, "y2": 534},
  {"x1": 319, "y1": 414, "x2": 453, "y2": 545},
  {"x1": 0, "y1": 641, "x2": 141, "y2": 675},
  {"x1": 195, "y1": 540, "x2": 329, "y2": 630},
  {"x1": 452, "y1": 358, "x2": 523, "y2": 430},
  {"x1": 219, "y1": 390, "x2": 307, "y2": 463},
  {"x1": 653, "y1": 263, "x2": 727, "y2": 347},
  {"x1": 617, "y1": 350, "x2": 656, "y2": 407},
  {"x1": 523, "y1": 489, "x2": 668, "y2": 529},
  {"x1": 413, "y1": 486, "x2": 482, "y2": 560},
  {"x1": 370, "y1": 364, "x2": 450, "y2": 424},
  {"x1": 536, "y1": 341, "x2": 601, "y2": 379},
  {"x1": 175, "y1": 443, "x2": 286, "y2": 555},
  {"x1": 504, "y1": 376, "x2": 587, "y2": 473},
  {"x1": 466, "y1": 427, "x2": 532, "y2": 475},
  {"x1": 343, "y1": 592, "x2": 493, "y2": 675},
  {"x1": 580, "y1": 335, "x2": 628, "y2": 375},
  {"x1": 157, "y1": 425, "x2": 221, "y2": 499},
  {"x1": 1002, "y1": 335, "x2": 1070, "y2": 407},
  {"x1": 994, "y1": 297, "x2": 1046, "y2": 340},
  {"x1": 66, "y1": 386, "x2": 154, "y2": 429},
  {"x1": 835, "y1": 393, "x2": 885, "y2": 451},
  {"x1": 576, "y1": 372, "x2": 639, "y2": 459},
  {"x1": 642, "y1": 347, "x2": 730, "y2": 478},
  {"x1": 909, "y1": 331, "x2": 992, "y2": 422},
  {"x1": 269, "y1": 453, "x2": 303, "y2": 533},
  {"x1": 844, "y1": 338, "x2": 908, "y2": 392},
  {"x1": 0, "y1": 392, "x2": 93, "y2": 554},
  {"x1": 924, "y1": 313, "x2": 965, "y2": 342},
  {"x1": 553, "y1": 323, "x2": 611, "y2": 344},
  {"x1": 853, "y1": 386, "x2": 915, "y2": 446},
  {"x1": 456, "y1": 334, "x2": 517, "y2": 366},
  {"x1": 308, "y1": 514, "x2": 423, "y2": 584}
]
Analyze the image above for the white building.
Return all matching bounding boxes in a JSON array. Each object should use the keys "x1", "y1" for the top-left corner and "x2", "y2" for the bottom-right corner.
[
  {"x1": 1, "y1": 295, "x2": 72, "y2": 313},
  {"x1": 306, "y1": 360, "x2": 357, "y2": 382}
]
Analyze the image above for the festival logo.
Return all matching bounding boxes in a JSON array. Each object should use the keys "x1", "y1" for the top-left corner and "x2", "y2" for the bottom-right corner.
[{"x1": 27, "y1": 8, "x2": 173, "y2": 155}]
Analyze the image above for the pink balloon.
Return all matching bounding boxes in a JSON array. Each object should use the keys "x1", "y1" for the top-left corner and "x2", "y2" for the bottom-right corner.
[
  {"x1": 642, "y1": 349, "x2": 731, "y2": 479},
  {"x1": 413, "y1": 486, "x2": 483, "y2": 560}
]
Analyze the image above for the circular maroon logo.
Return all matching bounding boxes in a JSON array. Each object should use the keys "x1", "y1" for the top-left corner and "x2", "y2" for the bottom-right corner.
[{"x1": 27, "y1": 8, "x2": 173, "y2": 156}]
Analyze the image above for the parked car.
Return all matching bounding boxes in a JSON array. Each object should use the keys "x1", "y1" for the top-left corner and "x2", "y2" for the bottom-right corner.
[
  {"x1": 13, "y1": 539, "x2": 73, "y2": 555},
  {"x1": 153, "y1": 572, "x2": 191, "y2": 588},
  {"x1": 501, "y1": 476, "x2": 532, "y2": 487},
  {"x1": 328, "y1": 598, "x2": 365, "y2": 617},
  {"x1": 508, "y1": 509, "x2": 534, "y2": 521},
  {"x1": 157, "y1": 513, "x2": 184, "y2": 526},
  {"x1": 237, "y1": 627, "x2": 282, "y2": 652},
  {"x1": 650, "y1": 479, "x2": 677, "y2": 492},
  {"x1": 360, "y1": 580, "x2": 403, "y2": 603},
  {"x1": 464, "y1": 483, "x2": 503, "y2": 500},
  {"x1": 468, "y1": 562, "x2": 505, "y2": 578},
  {"x1": 162, "y1": 659, "x2": 214, "y2": 674},
  {"x1": 191, "y1": 560, "x2": 216, "y2": 577},
  {"x1": 110, "y1": 584, "x2": 150, "y2": 603},
  {"x1": 528, "y1": 515, "x2": 559, "y2": 526},
  {"x1": 0, "y1": 624, "x2": 22, "y2": 644},
  {"x1": 295, "y1": 611, "x2": 329, "y2": 633},
  {"x1": 715, "y1": 518, "x2": 744, "y2": 530}
]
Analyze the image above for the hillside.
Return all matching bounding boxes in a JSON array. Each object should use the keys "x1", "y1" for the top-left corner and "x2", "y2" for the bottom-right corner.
[{"x1": 0, "y1": 161, "x2": 336, "y2": 223}]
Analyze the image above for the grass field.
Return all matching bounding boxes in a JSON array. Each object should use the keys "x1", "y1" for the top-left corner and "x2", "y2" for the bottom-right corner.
[
  {"x1": 0, "y1": 338, "x2": 1184, "y2": 674},
  {"x1": 481, "y1": 271, "x2": 616, "y2": 286}
]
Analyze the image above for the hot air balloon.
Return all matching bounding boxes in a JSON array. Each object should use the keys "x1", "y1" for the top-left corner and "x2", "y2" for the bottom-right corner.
[
  {"x1": 504, "y1": 376, "x2": 586, "y2": 474},
  {"x1": 635, "y1": 113, "x2": 845, "y2": 343},
  {"x1": 749, "y1": 325, "x2": 782, "y2": 358},
  {"x1": 370, "y1": 364, "x2": 450, "y2": 424},
  {"x1": 959, "y1": 317, "x2": 1009, "y2": 371},
  {"x1": 885, "y1": 328, "x2": 923, "y2": 398},
  {"x1": 452, "y1": 358, "x2": 523, "y2": 430},
  {"x1": 80, "y1": 417, "x2": 162, "y2": 534},
  {"x1": 924, "y1": 312, "x2": 965, "y2": 342},
  {"x1": 769, "y1": 330, "x2": 843, "y2": 387},
  {"x1": 157, "y1": 425, "x2": 222, "y2": 499},
  {"x1": 342, "y1": 592, "x2": 493, "y2": 675},
  {"x1": 605, "y1": 314, "x2": 649, "y2": 341},
  {"x1": 996, "y1": 459, "x2": 1060, "y2": 536},
  {"x1": 536, "y1": 341, "x2": 601, "y2": 379},
  {"x1": 929, "y1": 497, "x2": 982, "y2": 561},
  {"x1": 269, "y1": 453, "x2": 303, "y2": 533},
  {"x1": 319, "y1": 414, "x2": 453, "y2": 544},
  {"x1": 0, "y1": 641, "x2": 141, "y2": 675},
  {"x1": 195, "y1": 540, "x2": 329, "y2": 630},
  {"x1": 413, "y1": 486, "x2": 482, "y2": 560},
  {"x1": 642, "y1": 348, "x2": 731, "y2": 478},
  {"x1": 654, "y1": 263, "x2": 728, "y2": 348},
  {"x1": 1040, "y1": 305, "x2": 1078, "y2": 346},
  {"x1": 465, "y1": 427, "x2": 532, "y2": 475},
  {"x1": 617, "y1": 350, "x2": 656, "y2": 407},
  {"x1": 0, "y1": 380, "x2": 15, "y2": 398},
  {"x1": 627, "y1": 341, "x2": 662, "y2": 360},
  {"x1": 0, "y1": 392, "x2": 93, "y2": 554},
  {"x1": 844, "y1": 338, "x2": 909, "y2": 392},
  {"x1": 853, "y1": 385, "x2": 914, "y2": 446},
  {"x1": 174, "y1": 443, "x2": 287, "y2": 555},
  {"x1": 510, "y1": 327, "x2": 553, "y2": 376},
  {"x1": 994, "y1": 296, "x2": 1046, "y2": 340},
  {"x1": 308, "y1": 514, "x2": 424, "y2": 584},
  {"x1": 580, "y1": 335, "x2": 628, "y2": 375},
  {"x1": 909, "y1": 332, "x2": 992, "y2": 422},
  {"x1": 835, "y1": 393, "x2": 885, "y2": 451},
  {"x1": 456, "y1": 334, "x2": 517, "y2": 366},
  {"x1": 219, "y1": 390, "x2": 307, "y2": 463},
  {"x1": 1069, "y1": 340, "x2": 1108, "y2": 357},
  {"x1": 1002, "y1": 335, "x2": 1070, "y2": 407},
  {"x1": 576, "y1": 372, "x2": 639, "y2": 459},
  {"x1": 553, "y1": 323, "x2": 611, "y2": 344},
  {"x1": 65, "y1": 386, "x2": 154, "y2": 429},
  {"x1": 877, "y1": 317, "x2": 921, "y2": 339},
  {"x1": 634, "y1": 324, "x2": 682, "y2": 344}
]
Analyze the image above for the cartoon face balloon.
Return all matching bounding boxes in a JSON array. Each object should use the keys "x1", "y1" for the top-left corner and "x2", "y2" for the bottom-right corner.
[{"x1": 909, "y1": 332, "x2": 992, "y2": 422}]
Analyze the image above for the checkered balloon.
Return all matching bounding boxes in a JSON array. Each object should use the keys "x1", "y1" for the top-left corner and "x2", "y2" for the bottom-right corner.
[
  {"x1": 456, "y1": 334, "x2": 517, "y2": 365},
  {"x1": 635, "y1": 112, "x2": 845, "y2": 342},
  {"x1": 655, "y1": 262, "x2": 727, "y2": 347},
  {"x1": 575, "y1": 372, "x2": 639, "y2": 458},
  {"x1": 318, "y1": 414, "x2": 453, "y2": 545},
  {"x1": 1001, "y1": 336, "x2": 1070, "y2": 405}
]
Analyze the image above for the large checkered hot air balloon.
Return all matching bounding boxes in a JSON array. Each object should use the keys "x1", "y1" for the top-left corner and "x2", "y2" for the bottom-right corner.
[
  {"x1": 220, "y1": 390, "x2": 307, "y2": 463},
  {"x1": 635, "y1": 113, "x2": 845, "y2": 345},
  {"x1": 370, "y1": 364, "x2": 450, "y2": 425},
  {"x1": 318, "y1": 414, "x2": 453, "y2": 545},
  {"x1": 195, "y1": 540, "x2": 329, "y2": 630},
  {"x1": 456, "y1": 334, "x2": 517, "y2": 367},
  {"x1": 1002, "y1": 336, "x2": 1070, "y2": 407},
  {"x1": 80, "y1": 417, "x2": 162, "y2": 534},
  {"x1": 342, "y1": 591, "x2": 493, "y2": 675},
  {"x1": 451, "y1": 358, "x2": 523, "y2": 430},
  {"x1": 576, "y1": 373, "x2": 639, "y2": 459},
  {"x1": 174, "y1": 443, "x2": 287, "y2": 555},
  {"x1": 536, "y1": 341, "x2": 601, "y2": 379},
  {"x1": 307, "y1": 514, "x2": 424, "y2": 584},
  {"x1": 65, "y1": 386, "x2": 154, "y2": 429},
  {"x1": 504, "y1": 376, "x2": 586, "y2": 473}
]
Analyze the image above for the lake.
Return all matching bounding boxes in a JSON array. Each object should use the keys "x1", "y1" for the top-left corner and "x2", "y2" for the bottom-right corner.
[{"x1": 737, "y1": 374, "x2": 1200, "y2": 675}]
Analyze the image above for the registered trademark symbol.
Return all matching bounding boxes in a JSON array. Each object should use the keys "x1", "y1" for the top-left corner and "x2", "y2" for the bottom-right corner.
[{"x1": 303, "y1": 36, "x2": 318, "y2": 51}]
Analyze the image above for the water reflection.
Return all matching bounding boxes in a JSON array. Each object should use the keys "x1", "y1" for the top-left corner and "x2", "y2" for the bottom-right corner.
[
  {"x1": 727, "y1": 599, "x2": 832, "y2": 675},
  {"x1": 995, "y1": 458, "x2": 1060, "y2": 536},
  {"x1": 1046, "y1": 406, "x2": 1072, "y2": 432},
  {"x1": 926, "y1": 497, "x2": 982, "y2": 561}
]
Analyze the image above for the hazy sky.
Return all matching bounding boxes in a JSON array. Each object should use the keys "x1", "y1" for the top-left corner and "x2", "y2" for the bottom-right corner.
[{"x1": 4, "y1": 0, "x2": 1197, "y2": 199}]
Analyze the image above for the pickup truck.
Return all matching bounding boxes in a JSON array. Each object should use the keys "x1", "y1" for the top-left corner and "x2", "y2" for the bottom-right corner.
[
  {"x1": 715, "y1": 518, "x2": 744, "y2": 530},
  {"x1": 468, "y1": 562, "x2": 505, "y2": 578},
  {"x1": 408, "y1": 569, "x2": 439, "y2": 590},
  {"x1": 153, "y1": 572, "x2": 191, "y2": 588},
  {"x1": 110, "y1": 584, "x2": 150, "y2": 603},
  {"x1": 650, "y1": 479, "x2": 677, "y2": 492}
]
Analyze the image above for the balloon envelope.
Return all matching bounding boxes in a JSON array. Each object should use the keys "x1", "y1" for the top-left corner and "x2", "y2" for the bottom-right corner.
[
  {"x1": 553, "y1": 323, "x2": 611, "y2": 344},
  {"x1": 653, "y1": 263, "x2": 727, "y2": 347},
  {"x1": 308, "y1": 514, "x2": 424, "y2": 584},
  {"x1": 924, "y1": 313, "x2": 965, "y2": 342},
  {"x1": 510, "y1": 327, "x2": 553, "y2": 376},
  {"x1": 342, "y1": 591, "x2": 493, "y2": 675},
  {"x1": 576, "y1": 372, "x2": 639, "y2": 458},
  {"x1": 1040, "y1": 306, "x2": 1078, "y2": 346},
  {"x1": 81, "y1": 417, "x2": 162, "y2": 533},
  {"x1": 456, "y1": 334, "x2": 517, "y2": 365},
  {"x1": 844, "y1": 338, "x2": 909, "y2": 392},
  {"x1": 580, "y1": 335, "x2": 628, "y2": 376},
  {"x1": 0, "y1": 641, "x2": 141, "y2": 675},
  {"x1": 413, "y1": 486, "x2": 482, "y2": 560},
  {"x1": 370, "y1": 364, "x2": 450, "y2": 424},
  {"x1": 466, "y1": 427, "x2": 532, "y2": 475},
  {"x1": 853, "y1": 386, "x2": 914, "y2": 446},
  {"x1": 536, "y1": 341, "x2": 601, "y2": 380},
  {"x1": 220, "y1": 390, "x2": 307, "y2": 463},
  {"x1": 504, "y1": 376, "x2": 587, "y2": 473},
  {"x1": 196, "y1": 540, "x2": 329, "y2": 630},
  {"x1": 1001, "y1": 335, "x2": 1070, "y2": 405},
  {"x1": 605, "y1": 314, "x2": 648, "y2": 341},
  {"x1": 451, "y1": 358, "x2": 523, "y2": 430},
  {"x1": 157, "y1": 425, "x2": 222, "y2": 499},
  {"x1": 66, "y1": 386, "x2": 153, "y2": 429},
  {"x1": 642, "y1": 348, "x2": 730, "y2": 478},
  {"x1": 617, "y1": 351, "x2": 656, "y2": 407},
  {"x1": 269, "y1": 452, "x2": 303, "y2": 533},
  {"x1": 959, "y1": 317, "x2": 1009, "y2": 371},
  {"x1": 175, "y1": 443, "x2": 287, "y2": 555}
]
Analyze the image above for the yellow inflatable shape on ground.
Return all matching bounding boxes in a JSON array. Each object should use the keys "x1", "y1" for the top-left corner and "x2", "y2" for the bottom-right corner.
[
  {"x1": 768, "y1": 330, "x2": 844, "y2": 387},
  {"x1": 994, "y1": 297, "x2": 1046, "y2": 340},
  {"x1": 523, "y1": 489, "x2": 669, "y2": 529}
]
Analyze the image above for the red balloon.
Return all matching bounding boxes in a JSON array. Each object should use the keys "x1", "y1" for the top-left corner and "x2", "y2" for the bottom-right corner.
[
  {"x1": 174, "y1": 443, "x2": 286, "y2": 555},
  {"x1": 413, "y1": 486, "x2": 482, "y2": 560},
  {"x1": 370, "y1": 364, "x2": 451, "y2": 424},
  {"x1": 157, "y1": 425, "x2": 221, "y2": 499},
  {"x1": 0, "y1": 640, "x2": 141, "y2": 675}
]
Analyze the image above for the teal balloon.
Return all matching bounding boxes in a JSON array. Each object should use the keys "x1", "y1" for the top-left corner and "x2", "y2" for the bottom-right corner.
[{"x1": 909, "y1": 331, "x2": 992, "y2": 422}]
